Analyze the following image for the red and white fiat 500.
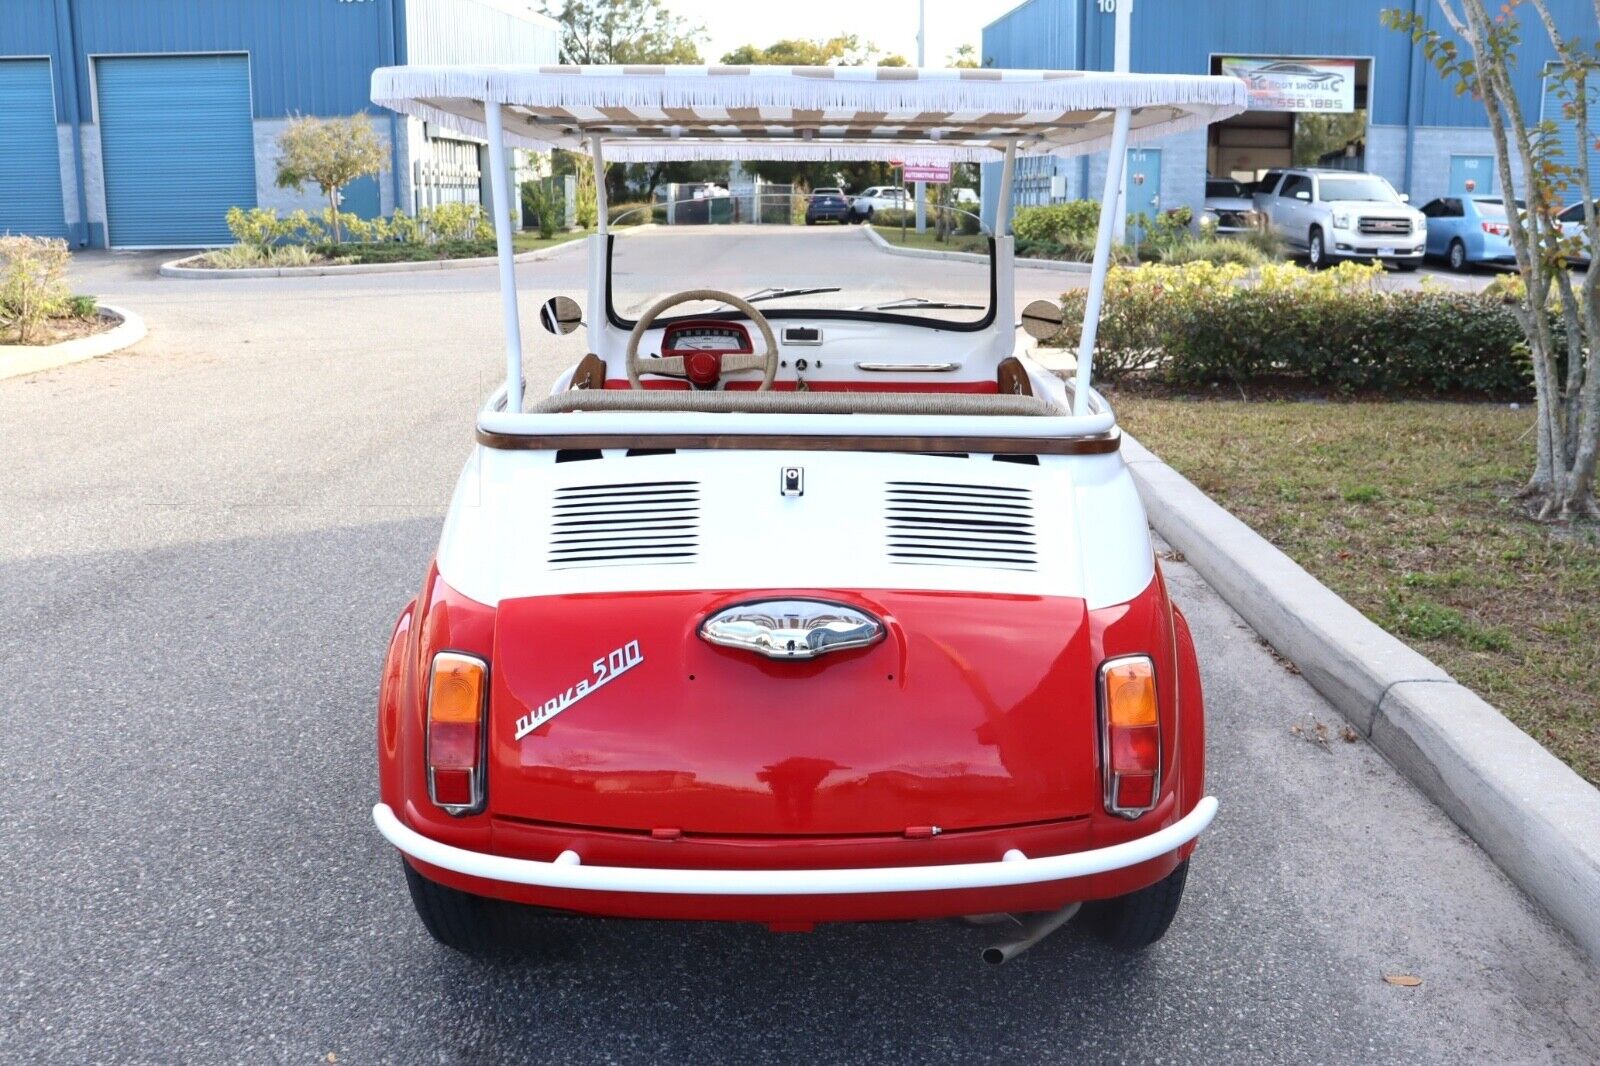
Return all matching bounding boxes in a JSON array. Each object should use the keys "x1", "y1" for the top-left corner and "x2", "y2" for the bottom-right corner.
[{"x1": 370, "y1": 64, "x2": 1246, "y2": 962}]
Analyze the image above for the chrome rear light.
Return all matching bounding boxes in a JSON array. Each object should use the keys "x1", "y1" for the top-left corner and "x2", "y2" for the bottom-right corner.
[
  {"x1": 1100, "y1": 655, "x2": 1161, "y2": 818},
  {"x1": 426, "y1": 651, "x2": 487, "y2": 814}
]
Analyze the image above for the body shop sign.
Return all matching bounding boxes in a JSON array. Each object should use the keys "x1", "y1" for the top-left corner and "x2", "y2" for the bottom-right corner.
[{"x1": 1221, "y1": 58, "x2": 1356, "y2": 113}]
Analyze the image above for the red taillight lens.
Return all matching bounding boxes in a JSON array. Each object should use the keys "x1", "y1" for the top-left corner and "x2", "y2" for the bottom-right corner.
[
  {"x1": 427, "y1": 652, "x2": 487, "y2": 814},
  {"x1": 1482, "y1": 221, "x2": 1509, "y2": 237},
  {"x1": 1101, "y1": 655, "x2": 1161, "y2": 818}
]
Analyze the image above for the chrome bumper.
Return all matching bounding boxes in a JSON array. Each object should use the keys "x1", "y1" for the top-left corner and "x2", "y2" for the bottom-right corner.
[{"x1": 372, "y1": 796, "x2": 1217, "y2": 896}]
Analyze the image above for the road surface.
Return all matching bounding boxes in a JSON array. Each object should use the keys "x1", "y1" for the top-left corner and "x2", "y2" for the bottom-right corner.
[{"x1": 1, "y1": 228, "x2": 1596, "y2": 1064}]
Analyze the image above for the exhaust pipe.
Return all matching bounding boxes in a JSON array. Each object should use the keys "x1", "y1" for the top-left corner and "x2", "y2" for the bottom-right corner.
[{"x1": 981, "y1": 903, "x2": 1081, "y2": 965}]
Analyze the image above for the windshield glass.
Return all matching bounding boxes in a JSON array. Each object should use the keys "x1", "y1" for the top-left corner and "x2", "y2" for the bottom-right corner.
[
  {"x1": 608, "y1": 207, "x2": 992, "y2": 327},
  {"x1": 1317, "y1": 176, "x2": 1400, "y2": 203},
  {"x1": 1207, "y1": 179, "x2": 1247, "y2": 199}
]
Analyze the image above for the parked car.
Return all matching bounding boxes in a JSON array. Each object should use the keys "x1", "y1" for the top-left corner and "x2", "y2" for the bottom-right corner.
[
  {"x1": 1420, "y1": 196, "x2": 1522, "y2": 271},
  {"x1": 371, "y1": 60, "x2": 1232, "y2": 962},
  {"x1": 805, "y1": 190, "x2": 851, "y2": 224},
  {"x1": 1556, "y1": 201, "x2": 1595, "y2": 267},
  {"x1": 1201, "y1": 177, "x2": 1258, "y2": 235},
  {"x1": 849, "y1": 185, "x2": 912, "y2": 221},
  {"x1": 1254, "y1": 167, "x2": 1426, "y2": 269}
]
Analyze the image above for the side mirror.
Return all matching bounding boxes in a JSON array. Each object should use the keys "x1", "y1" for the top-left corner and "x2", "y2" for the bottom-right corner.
[
  {"x1": 1399, "y1": 193, "x2": 1411, "y2": 203},
  {"x1": 1019, "y1": 299, "x2": 1065, "y2": 341},
  {"x1": 539, "y1": 296, "x2": 583, "y2": 335},
  {"x1": 1294, "y1": 190, "x2": 1311, "y2": 201}
]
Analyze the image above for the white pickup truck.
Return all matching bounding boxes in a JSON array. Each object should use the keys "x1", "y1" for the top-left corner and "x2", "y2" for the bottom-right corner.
[{"x1": 1254, "y1": 167, "x2": 1427, "y2": 270}]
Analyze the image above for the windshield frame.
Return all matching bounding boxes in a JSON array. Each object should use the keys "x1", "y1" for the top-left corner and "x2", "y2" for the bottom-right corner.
[{"x1": 603, "y1": 234, "x2": 999, "y2": 333}]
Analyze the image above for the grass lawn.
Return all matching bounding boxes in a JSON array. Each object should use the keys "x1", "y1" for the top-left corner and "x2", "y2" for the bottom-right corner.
[
  {"x1": 869, "y1": 224, "x2": 990, "y2": 255},
  {"x1": 1113, "y1": 393, "x2": 1600, "y2": 785},
  {"x1": 512, "y1": 228, "x2": 592, "y2": 253}
]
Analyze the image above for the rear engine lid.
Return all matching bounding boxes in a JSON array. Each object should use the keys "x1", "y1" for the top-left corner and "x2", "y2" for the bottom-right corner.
[{"x1": 487, "y1": 588, "x2": 1100, "y2": 835}]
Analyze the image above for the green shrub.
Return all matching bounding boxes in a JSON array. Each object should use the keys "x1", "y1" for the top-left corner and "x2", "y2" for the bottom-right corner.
[
  {"x1": 389, "y1": 210, "x2": 422, "y2": 244},
  {"x1": 1056, "y1": 259, "x2": 1531, "y2": 394},
  {"x1": 1013, "y1": 200, "x2": 1101, "y2": 244},
  {"x1": 524, "y1": 181, "x2": 561, "y2": 238},
  {"x1": 66, "y1": 295, "x2": 98, "y2": 319},
  {"x1": 608, "y1": 201, "x2": 656, "y2": 226},
  {"x1": 0, "y1": 235, "x2": 72, "y2": 343},
  {"x1": 1157, "y1": 236, "x2": 1271, "y2": 267},
  {"x1": 321, "y1": 239, "x2": 494, "y2": 264},
  {"x1": 420, "y1": 202, "x2": 492, "y2": 243},
  {"x1": 874, "y1": 208, "x2": 912, "y2": 227}
]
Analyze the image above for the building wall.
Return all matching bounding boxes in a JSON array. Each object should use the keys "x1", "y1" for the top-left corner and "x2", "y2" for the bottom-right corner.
[
  {"x1": 0, "y1": 0, "x2": 556, "y2": 246},
  {"x1": 981, "y1": 0, "x2": 1588, "y2": 229}
]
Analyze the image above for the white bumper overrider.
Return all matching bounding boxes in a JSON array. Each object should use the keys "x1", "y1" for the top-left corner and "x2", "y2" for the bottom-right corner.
[{"x1": 372, "y1": 797, "x2": 1217, "y2": 896}]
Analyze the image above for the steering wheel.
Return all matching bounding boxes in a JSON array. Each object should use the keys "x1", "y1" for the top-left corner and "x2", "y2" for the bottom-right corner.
[{"x1": 626, "y1": 289, "x2": 779, "y2": 391}]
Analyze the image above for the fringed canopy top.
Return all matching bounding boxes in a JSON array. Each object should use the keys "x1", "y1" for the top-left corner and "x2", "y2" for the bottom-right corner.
[{"x1": 372, "y1": 64, "x2": 1249, "y2": 163}]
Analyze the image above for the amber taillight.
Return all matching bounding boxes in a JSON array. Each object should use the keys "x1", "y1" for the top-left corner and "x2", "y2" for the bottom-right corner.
[
  {"x1": 427, "y1": 652, "x2": 487, "y2": 814},
  {"x1": 1100, "y1": 655, "x2": 1161, "y2": 818}
]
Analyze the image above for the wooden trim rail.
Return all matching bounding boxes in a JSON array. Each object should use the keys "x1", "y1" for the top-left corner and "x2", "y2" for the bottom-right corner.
[{"x1": 476, "y1": 429, "x2": 1122, "y2": 455}]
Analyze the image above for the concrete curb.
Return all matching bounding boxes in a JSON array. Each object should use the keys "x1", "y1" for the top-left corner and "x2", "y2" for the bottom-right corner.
[
  {"x1": 158, "y1": 234, "x2": 587, "y2": 279},
  {"x1": 1123, "y1": 434, "x2": 1600, "y2": 962},
  {"x1": 0, "y1": 305, "x2": 147, "y2": 381},
  {"x1": 859, "y1": 224, "x2": 1091, "y2": 273}
]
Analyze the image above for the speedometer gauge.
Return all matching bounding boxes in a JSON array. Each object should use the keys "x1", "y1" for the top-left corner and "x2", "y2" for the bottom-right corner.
[{"x1": 662, "y1": 323, "x2": 751, "y2": 354}]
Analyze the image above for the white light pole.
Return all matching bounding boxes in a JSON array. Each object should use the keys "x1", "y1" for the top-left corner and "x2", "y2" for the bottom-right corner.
[
  {"x1": 914, "y1": 0, "x2": 928, "y2": 234},
  {"x1": 1109, "y1": 0, "x2": 1133, "y2": 244}
]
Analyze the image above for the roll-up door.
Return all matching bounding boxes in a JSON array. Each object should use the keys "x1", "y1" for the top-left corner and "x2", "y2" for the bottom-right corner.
[
  {"x1": 96, "y1": 55, "x2": 255, "y2": 247},
  {"x1": 0, "y1": 59, "x2": 67, "y2": 238}
]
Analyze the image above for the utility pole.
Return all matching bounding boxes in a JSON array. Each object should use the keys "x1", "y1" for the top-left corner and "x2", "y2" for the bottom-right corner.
[
  {"x1": 914, "y1": 0, "x2": 928, "y2": 234},
  {"x1": 1110, "y1": 0, "x2": 1133, "y2": 243}
]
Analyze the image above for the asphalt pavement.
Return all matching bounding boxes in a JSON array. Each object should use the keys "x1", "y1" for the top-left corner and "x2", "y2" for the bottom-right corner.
[{"x1": 2, "y1": 227, "x2": 1597, "y2": 1064}]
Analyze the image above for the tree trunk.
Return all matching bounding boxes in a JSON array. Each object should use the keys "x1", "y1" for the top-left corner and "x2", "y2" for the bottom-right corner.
[{"x1": 328, "y1": 187, "x2": 342, "y2": 245}]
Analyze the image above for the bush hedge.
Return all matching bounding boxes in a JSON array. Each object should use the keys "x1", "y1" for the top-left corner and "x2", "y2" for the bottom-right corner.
[{"x1": 1055, "y1": 260, "x2": 1531, "y2": 395}]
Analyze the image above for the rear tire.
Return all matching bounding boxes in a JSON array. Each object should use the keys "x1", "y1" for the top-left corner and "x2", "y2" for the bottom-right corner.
[
  {"x1": 1079, "y1": 859, "x2": 1190, "y2": 950},
  {"x1": 403, "y1": 857, "x2": 503, "y2": 954},
  {"x1": 1449, "y1": 239, "x2": 1468, "y2": 272},
  {"x1": 1307, "y1": 228, "x2": 1326, "y2": 269}
]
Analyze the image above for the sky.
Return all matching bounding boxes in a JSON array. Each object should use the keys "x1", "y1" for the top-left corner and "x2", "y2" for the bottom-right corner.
[{"x1": 661, "y1": 0, "x2": 1001, "y2": 68}]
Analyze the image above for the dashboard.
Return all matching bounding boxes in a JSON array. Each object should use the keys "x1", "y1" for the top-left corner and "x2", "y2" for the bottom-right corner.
[{"x1": 660, "y1": 320, "x2": 752, "y2": 355}]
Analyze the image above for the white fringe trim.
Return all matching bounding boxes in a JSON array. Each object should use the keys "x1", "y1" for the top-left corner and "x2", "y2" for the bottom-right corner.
[{"x1": 371, "y1": 65, "x2": 1247, "y2": 162}]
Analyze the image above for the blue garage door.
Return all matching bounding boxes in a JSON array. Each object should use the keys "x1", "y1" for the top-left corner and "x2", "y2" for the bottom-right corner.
[
  {"x1": 0, "y1": 59, "x2": 67, "y2": 239},
  {"x1": 96, "y1": 55, "x2": 256, "y2": 247}
]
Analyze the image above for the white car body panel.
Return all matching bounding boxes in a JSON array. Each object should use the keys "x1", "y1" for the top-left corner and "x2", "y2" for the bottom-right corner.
[{"x1": 436, "y1": 441, "x2": 1154, "y2": 610}]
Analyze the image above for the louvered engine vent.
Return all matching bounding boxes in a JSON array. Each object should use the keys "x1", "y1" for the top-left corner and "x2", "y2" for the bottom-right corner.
[
  {"x1": 548, "y1": 480, "x2": 699, "y2": 569},
  {"x1": 885, "y1": 481, "x2": 1037, "y2": 571}
]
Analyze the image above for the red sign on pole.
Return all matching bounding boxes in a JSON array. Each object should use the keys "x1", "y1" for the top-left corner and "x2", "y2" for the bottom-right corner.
[{"x1": 901, "y1": 164, "x2": 952, "y2": 184}]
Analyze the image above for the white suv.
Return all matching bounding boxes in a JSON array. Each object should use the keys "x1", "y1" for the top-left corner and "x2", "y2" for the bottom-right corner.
[
  {"x1": 848, "y1": 186, "x2": 913, "y2": 221},
  {"x1": 1254, "y1": 168, "x2": 1427, "y2": 270}
]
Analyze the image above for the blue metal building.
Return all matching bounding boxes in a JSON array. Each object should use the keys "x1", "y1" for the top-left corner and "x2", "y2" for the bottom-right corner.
[
  {"x1": 0, "y1": 0, "x2": 558, "y2": 248},
  {"x1": 981, "y1": 0, "x2": 1593, "y2": 230}
]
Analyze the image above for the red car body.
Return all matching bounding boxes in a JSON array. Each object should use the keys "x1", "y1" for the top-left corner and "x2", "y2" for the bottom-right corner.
[{"x1": 377, "y1": 561, "x2": 1205, "y2": 927}]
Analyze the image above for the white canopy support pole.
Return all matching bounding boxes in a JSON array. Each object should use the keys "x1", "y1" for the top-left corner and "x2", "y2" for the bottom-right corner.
[
  {"x1": 1110, "y1": 0, "x2": 1133, "y2": 245},
  {"x1": 1073, "y1": 107, "x2": 1132, "y2": 417},
  {"x1": 996, "y1": 139, "x2": 1017, "y2": 235},
  {"x1": 484, "y1": 101, "x2": 524, "y2": 415},
  {"x1": 590, "y1": 135, "x2": 608, "y2": 235}
]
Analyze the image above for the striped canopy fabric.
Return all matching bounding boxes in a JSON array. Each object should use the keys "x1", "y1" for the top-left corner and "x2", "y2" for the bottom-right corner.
[{"x1": 373, "y1": 65, "x2": 1249, "y2": 163}]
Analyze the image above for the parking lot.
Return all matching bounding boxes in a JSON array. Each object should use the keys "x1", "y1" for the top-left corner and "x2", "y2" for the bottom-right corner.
[{"x1": 3, "y1": 229, "x2": 1598, "y2": 1064}]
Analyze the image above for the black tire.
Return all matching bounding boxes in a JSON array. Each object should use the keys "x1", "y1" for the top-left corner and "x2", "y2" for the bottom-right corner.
[
  {"x1": 402, "y1": 857, "x2": 504, "y2": 954},
  {"x1": 1078, "y1": 859, "x2": 1190, "y2": 950},
  {"x1": 1448, "y1": 239, "x2": 1468, "y2": 272},
  {"x1": 1307, "y1": 227, "x2": 1326, "y2": 269},
  {"x1": 1394, "y1": 261, "x2": 1420, "y2": 273}
]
